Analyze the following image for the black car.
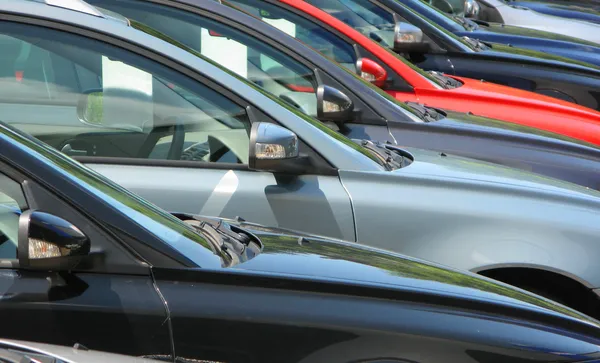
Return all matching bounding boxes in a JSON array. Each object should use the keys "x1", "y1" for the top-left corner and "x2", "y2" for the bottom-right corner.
[
  {"x1": 303, "y1": 0, "x2": 600, "y2": 111},
  {"x1": 79, "y1": 0, "x2": 600, "y2": 191},
  {"x1": 0, "y1": 63, "x2": 600, "y2": 363},
  {"x1": 403, "y1": 0, "x2": 600, "y2": 66}
]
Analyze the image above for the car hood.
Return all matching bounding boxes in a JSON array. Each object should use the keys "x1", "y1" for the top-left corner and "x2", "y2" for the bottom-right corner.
[
  {"x1": 472, "y1": 21, "x2": 600, "y2": 48},
  {"x1": 213, "y1": 216, "x2": 600, "y2": 333},
  {"x1": 412, "y1": 75, "x2": 600, "y2": 145},
  {"x1": 438, "y1": 109, "x2": 600, "y2": 149},
  {"x1": 392, "y1": 145, "x2": 600, "y2": 198},
  {"x1": 479, "y1": 42, "x2": 600, "y2": 72}
]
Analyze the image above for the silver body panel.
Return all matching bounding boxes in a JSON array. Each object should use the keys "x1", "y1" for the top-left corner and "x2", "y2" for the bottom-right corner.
[{"x1": 479, "y1": 0, "x2": 600, "y2": 44}]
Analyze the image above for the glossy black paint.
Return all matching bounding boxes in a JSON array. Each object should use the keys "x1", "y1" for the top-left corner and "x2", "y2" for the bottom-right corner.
[
  {"x1": 508, "y1": 0, "x2": 600, "y2": 24},
  {"x1": 86, "y1": 0, "x2": 600, "y2": 191},
  {"x1": 1, "y1": 8, "x2": 600, "y2": 361},
  {"x1": 2, "y1": 119, "x2": 600, "y2": 361}
]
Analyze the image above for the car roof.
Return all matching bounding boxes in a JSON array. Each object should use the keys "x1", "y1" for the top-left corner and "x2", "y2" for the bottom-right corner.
[{"x1": 0, "y1": 0, "x2": 383, "y2": 172}]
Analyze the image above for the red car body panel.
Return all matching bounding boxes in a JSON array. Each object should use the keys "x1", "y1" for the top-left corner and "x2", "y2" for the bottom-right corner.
[{"x1": 279, "y1": 0, "x2": 600, "y2": 145}]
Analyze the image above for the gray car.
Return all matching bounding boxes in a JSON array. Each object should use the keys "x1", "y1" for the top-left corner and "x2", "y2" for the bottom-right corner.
[{"x1": 5, "y1": 0, "x2": 600, "y2": 317}]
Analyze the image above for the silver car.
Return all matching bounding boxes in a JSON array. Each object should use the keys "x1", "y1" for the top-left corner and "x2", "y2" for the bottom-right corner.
[{"x1": 5, "y1": 0, "x2": 600, "y2": 317}]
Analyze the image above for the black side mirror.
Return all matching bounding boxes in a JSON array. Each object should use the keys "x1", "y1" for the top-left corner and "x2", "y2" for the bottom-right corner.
[
  {"x1": 18, "y1": 211, "x2": 90, "y2": 271},
  {"x1": 316, "y1": 85, "x2": 355, "y2": 123},
  {"x1": 393, "y1": 21, "x2": 430, "y2": 53}
]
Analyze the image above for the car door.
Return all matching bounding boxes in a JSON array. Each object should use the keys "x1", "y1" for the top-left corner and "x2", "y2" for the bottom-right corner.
[
  {"x1": 0, "y1": 17, "x2": 355, "y2": 241},
  {"x1": 0, "y1": 161, "x2": 170, "y2": 358}
]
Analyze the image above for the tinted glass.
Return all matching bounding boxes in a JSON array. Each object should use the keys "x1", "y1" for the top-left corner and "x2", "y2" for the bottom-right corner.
[
  {"x1": 227, "y1": 0, "x2": 359, "y2": 71},
  {"x1": 0, "y1": 174, "x2": 27, "y2": 260},
  {"x1": 0, "y1": 24, "x2": 250, "y2": 164},
  {"x1": 86, "y1": 0, "x2": 321, "y2": 118}
]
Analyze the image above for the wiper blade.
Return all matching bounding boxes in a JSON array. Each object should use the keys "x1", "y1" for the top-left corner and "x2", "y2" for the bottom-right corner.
[
  {"x1": 461, "y1": 36, "x2": 488, "y2": 51},
  {"x1": 453, "y1": 16, "x2": 477, "y2": 30},
  {"x1": 177, "y1": 214, "x2": 261, "y2": 266},
  {"x1": 405, "y1": 102, "x2": 445, "y2": 122},
  {"x1": 426, "y1": 71, "x2": 461, "y2": 89},
  {"x1": 356, "y1": 139, "x2": 405, "y2": 170}
]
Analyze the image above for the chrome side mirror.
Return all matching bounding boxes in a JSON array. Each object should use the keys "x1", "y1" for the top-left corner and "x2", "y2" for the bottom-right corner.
[
  {"x1": 316, "y1": 85, "x2": 354, "y2": 122},
  {"x1": 393, "y1": 22, "x2": 429, "y2": 53},
  {"x1": 249, "y1": 122, "x2": 301, "y2": 173},
  {"x1": 464, "y1": 0, "x2": 481, "y2": 17},
  {"x1": 18, "y1": 211, "x2": 90, "y2": 270}
]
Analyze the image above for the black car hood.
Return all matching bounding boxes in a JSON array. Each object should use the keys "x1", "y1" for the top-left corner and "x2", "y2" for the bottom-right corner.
[
  {"x1": 196, "y1": 216, "x2": 600, "y2": 333},
  {"x1": 460, "y1": 23, "x2": 600, "y2": 68},
  {"x1": 437, "y1": 110, "x2": 600, "y2": 149},
  {"x1": 477, "y1": 42, "x2": 600, "y2": 73}
]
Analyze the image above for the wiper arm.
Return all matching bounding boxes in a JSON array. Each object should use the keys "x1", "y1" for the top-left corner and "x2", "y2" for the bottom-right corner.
[
  {"x1": 355, "y1": 139, "x2": 405, "y2": 170},
  {"x1": 427, "y1": 71, "x2": 462, "y2": 89},
  {"x1": 405, "y1": 102, "x2": 445, "y2": 122},
  {"x1": 453, "y1": 16, "x2": 477, "y2": 30},
  {"x1": 461, "y1": 36, "x2": 488, "y2": 51},
  {"x1": 178, "y1": 214, "x2": 261, "y2": 266}
]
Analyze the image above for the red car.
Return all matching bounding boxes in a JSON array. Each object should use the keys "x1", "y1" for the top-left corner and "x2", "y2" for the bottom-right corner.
[{"x1": 230, "y1": 0, "x2": 600, "y2": 146}]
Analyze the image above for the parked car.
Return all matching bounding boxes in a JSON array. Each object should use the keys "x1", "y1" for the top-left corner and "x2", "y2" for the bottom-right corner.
[
  {"x1": 223, "y1": 0, "x2": 600, "y2": 146},
  {"x1": 463, "y1": 0, "x2": 600, "y2": 43},
  {"x1": 398, "y1": 0, "x2": 600, "y2": 68},
  {"x1": 0, "y1": 339, "x2": 158, "y2": 363},
  {"x1": 479, "y1": 0, "x2": 600, "y2": 24},
  {"x1": 300, "y1": 0, "x2": 600, "y2": 111},
  {"x1": 83, "y1": 0, "x2": 600, "y2": 191},
  {"x1": 9, "y1": 0, "x2": 600, "y2": 317},
  {"x1": 0, "y1": 42, "x2": 599, "y2": 363}
]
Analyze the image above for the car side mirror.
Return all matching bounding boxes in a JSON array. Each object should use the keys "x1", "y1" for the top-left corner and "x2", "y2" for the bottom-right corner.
[
  {"x1": 76, "y1": 88, "x2": 149, "y2": 132},
  {"x1": 18, "y1": 211, "x2": 90, "y2": 271},
  {"x1": 77, "y1": 88, "x2": 104, "y2": 126},
  {"x1": 356, "y1": 58, "x2": 388, "y2": 88},
  {"x1": 316, "y1": 85, "x2": 354, "y2": 123},
  {"x1": 249, "y1": 122, "x2": 308, "y2": 174},
  {"x1": 393, "y1": 22, "x2": 430, "y2": 53},
  {"x1": 464, "y1": 0, "x2": 481, "y2": 17}
]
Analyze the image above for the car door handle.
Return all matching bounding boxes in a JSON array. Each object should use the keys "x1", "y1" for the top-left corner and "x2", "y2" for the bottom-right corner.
[{"x1": 61, "y1": 143, "x2": 88, "y2": 156}]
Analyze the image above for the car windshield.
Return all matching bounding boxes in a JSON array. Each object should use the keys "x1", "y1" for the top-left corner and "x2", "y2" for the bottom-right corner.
[{"x1": 0, "y1": 122, "x2": 224, "y2": 268}]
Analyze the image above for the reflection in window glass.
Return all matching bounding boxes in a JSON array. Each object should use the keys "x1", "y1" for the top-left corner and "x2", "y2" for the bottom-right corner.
[{"x1": 0, "y1": 24, "x2": 250, "y2": 164}]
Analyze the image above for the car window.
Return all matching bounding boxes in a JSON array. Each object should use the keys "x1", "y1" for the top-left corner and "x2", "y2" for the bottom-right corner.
[
  {"x1": 226, "y1": 0, "x2": 359, "y2": 72},
  {"x1": 86, "y1": 0, "x2": 322, "y2": 118},
  {"x1": 0, "y1": 174, "x2": 27, "y2": 260},
  {"x1": 0, "y1": 25, "x2": 250, "y2": 165},
  {"x1": 306, "y1": 0, "x2": 397, "y2": 47}
]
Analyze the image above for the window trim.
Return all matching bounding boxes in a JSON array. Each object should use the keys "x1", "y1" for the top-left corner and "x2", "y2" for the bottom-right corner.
[{"x1": 0, "y1": 15, "x2": 339, "y2": 175}]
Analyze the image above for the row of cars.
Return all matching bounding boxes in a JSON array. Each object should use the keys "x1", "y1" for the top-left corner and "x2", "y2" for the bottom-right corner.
[{"x1": 1, "y1": 0, "x2": 600, "y2": 361}]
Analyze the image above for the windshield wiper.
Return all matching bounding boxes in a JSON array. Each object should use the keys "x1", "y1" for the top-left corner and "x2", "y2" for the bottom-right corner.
[
  {"x1": 176, "y1": 214, "x2": 261, "y2": 266},
  {"x1": 355, "y1": 139, "x2": 405, "y2": 170},
  {"x1": 461, "y1": 36, "x2": 489, "y2": 51},
  {"x1": 405, "y1": 101, "x2": 445, "y2": 122},
  {"x1": 453, "y1": 16, "x2": 477, "y2": 31},
  {"x1": 426, "y1": 71, "x2": 462, "y2": 89}
]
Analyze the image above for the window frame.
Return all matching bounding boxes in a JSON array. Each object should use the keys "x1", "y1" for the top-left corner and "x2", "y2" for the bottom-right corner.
[{"x1": 0, "y1": 14, "x2": 337, "y2": 175}]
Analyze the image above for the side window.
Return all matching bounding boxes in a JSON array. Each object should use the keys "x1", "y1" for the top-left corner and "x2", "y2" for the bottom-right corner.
[
  {"x1": 0, "y1": 22, "x2": 250, "y2": 165},
  {"x1": 227, "y1": 0, "x2": 359, "y2": 72},
  {"x1": 305, "y1": 0, "x2": 396, "y2": 48},
  {"x1": 0, "y1": 174, "x2": 27, "y2": 260},
  {"x1": 85, "y1": 0, "x2": 319, "y2": 117}
]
